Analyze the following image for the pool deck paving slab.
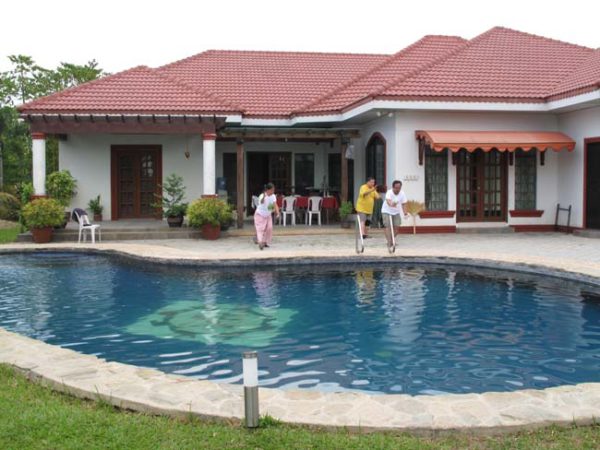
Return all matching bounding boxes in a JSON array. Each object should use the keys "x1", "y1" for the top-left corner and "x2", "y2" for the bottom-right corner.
[{"x1": 2, "y1": 232, "x2": 600, "y2": 433}]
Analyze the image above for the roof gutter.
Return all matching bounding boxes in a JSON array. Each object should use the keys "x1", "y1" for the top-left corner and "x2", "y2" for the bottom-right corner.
[{"x1": 241, "y1": 89, "x2": 600, "y2": 126}]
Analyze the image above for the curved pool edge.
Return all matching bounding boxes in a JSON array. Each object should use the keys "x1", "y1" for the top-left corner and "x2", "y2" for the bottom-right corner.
[
  {"x1": 2, "y1": 242, "x2": 600, "y2": 433},
  {"x1": 2, "y1": 243, "x2": 600, "y2": 288},
  {"x1": 2, "y1": 328, "x2": 600, "y2": 434}
]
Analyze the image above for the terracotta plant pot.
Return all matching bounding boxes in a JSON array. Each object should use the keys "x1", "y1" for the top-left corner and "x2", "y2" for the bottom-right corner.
[
  {"x1": 167, "y1": 216, "x2": 184, "y2": 228},
  {"x1": 31, "y1": 227, "x2": 53, "y2": 244},
  {"x1": 201, "y1": 223, "x2": 221, "y2": 240},
  {"x1": 340, "y1": 213, "x2": 356, "y2": 229},
  {"x1": 93, "y1": 214, "x2": 103, "y2": 222}
]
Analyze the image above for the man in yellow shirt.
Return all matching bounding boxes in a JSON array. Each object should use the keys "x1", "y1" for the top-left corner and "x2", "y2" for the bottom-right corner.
[{"x1": 355, "y1": 177, "x2": 380, "y2": 239}]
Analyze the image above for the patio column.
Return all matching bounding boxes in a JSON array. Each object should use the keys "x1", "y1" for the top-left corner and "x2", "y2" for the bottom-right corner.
[
  {"x1": 236, "y1": 139, "x2": 244, "y2": 229},
  {"x1": 31, "y1": 132, "x2": 46, "y2": 196},
  {"x1": 202, "y1": 132, "x2": 217, "y2": 196},
  {"x1": 341, "y1": 139, "x2": 348, "y2": 202}
]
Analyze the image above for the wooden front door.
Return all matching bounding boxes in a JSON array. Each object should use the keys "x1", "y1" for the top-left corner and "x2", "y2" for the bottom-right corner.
[
  {"x1": 111, "y1": 146, "x2": 162, "y2": 220},
  {"x1": 457, "y1": 150, "x2": 507, "y2": 222},
  {"x1": 586, "y1": 141, "x2": 600, "y2": 229}
]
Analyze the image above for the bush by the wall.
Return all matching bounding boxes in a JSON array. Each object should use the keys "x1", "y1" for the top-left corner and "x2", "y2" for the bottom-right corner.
[{"x1": 0, "y1": 192, "x2": 20, "y2": 221}]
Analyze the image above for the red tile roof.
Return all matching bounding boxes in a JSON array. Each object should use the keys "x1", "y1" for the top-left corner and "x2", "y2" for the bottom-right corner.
[
  {"x1": 18, "y1": 66, "x2": 240, "y2": 115},
  {"x1": 158, "y1": 50, "x2": 389, "y2": 117},
  {"x1": 297, "y1": 36, "x2": 467, "y2": 115},
  {"x1": 382, "y1": 27, "x2": 595, "y2": 102},
  {"x1": 547, "y1": 49, "x2": 600, "y2": 100},
  {"x1": 17, "y1": 27, "x2": 599, "y2": 118}
]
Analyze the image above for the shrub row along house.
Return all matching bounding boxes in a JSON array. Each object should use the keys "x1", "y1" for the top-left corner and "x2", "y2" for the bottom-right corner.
[{"x1": 17, "y1": 27, "x2": 600, "y2": 231}]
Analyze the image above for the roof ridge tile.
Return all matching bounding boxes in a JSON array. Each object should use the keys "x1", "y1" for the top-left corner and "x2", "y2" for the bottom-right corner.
[
  {"x1": 293, "y1": 36, "x2": 459, "y2": 114},
  {"x1": 491, "y1": 26, "x2": 593, "y2": 51},
  {"x1": 373, "y1": 27, "x2": 504, "y2": 100},
  {"x1": 151, "y1": 69, "x2": 243, "y2": 112}
]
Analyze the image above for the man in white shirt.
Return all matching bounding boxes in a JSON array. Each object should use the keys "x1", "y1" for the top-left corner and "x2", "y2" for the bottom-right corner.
[{"x1": 381, "y1": 180, "x2": 408, "y2": 250}]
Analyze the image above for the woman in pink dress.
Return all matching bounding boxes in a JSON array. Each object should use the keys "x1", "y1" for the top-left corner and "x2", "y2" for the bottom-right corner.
[{"x1": 254, "y1": 183, "x2": 280, "y2": 250}]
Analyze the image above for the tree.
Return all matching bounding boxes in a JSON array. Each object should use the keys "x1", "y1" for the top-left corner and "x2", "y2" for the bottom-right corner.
[{"x1": 0, "y1": 56, "x2": 104, "y2": 190}]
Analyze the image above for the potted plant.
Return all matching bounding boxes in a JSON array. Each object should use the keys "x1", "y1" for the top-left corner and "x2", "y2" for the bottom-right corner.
[
  {"x1": 187, "y1": 197, "x2": 232, "y2": 240},
  {"x1": 46, "y1": 170, "x2": 77, "y2": 227},
  {"x1": 88, "y1": 195, "x2": 104, "y2": 221},
  {"x1": 339, "y1": 201, "x2": 354, "y2": 229},
  {"x1": 153, "y1": 174, "x2": 188, "y2": 228},
  {"x1": 21, "y1": 198, "x2": 65, "y2": 243}
]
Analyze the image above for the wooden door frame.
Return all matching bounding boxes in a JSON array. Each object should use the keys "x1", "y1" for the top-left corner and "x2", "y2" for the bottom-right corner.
[
  {"x1": 583, "y1": 137, "x2": 600, "y2": 229},
  {"x1": 110, "y1": 145, "x2": 162, "y2": 220},
  {"x1": 456, "y1": 149, "x2": 508, "y2": 222}
]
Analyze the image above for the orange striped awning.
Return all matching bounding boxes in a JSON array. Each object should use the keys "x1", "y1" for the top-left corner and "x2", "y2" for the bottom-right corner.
[{"x1": 415, "y1": 130, "x2": 575, "y2": 152}]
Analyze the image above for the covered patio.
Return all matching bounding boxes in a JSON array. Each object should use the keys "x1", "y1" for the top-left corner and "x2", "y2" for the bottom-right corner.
[{"x1": 217, "y1": 127, "x2": 360, "y2": 228}]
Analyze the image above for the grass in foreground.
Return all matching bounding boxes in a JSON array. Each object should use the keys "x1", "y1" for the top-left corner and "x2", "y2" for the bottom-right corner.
[
  {"x1": 0, "y1": 365, "x2": 599, "y2": 450},
  {"x1": 0, "y1": 225, "x2": 19, "y2": 243}
]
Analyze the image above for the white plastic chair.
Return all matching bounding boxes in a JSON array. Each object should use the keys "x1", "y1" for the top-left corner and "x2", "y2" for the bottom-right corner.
[
  {"x1": 306, "y1": 196, "x2": 323, "y2": 226},
  {"x1": 281, "y1": 196, "x2": 297, "y2": 226},
  {"x1": 74, "y1": 209, "x2": 101, "y2": 243}
]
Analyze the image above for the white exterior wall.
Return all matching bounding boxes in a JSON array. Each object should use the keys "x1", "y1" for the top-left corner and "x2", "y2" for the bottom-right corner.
[
  {"x1": 557, "y1": 106, "x2": 600, "y2": 228},
  {"x1": 59, "y1": 134, "x2": 203, "y2": 221},
  {"x1": 58, "y1": 108, "x2": 594, "y2": 226},
  {"x1": 393, "y1": 111, "x2": 560, "y2": 228},
  {"x1": 358, "y1": 115, "x2": 396, "y2": 192}
]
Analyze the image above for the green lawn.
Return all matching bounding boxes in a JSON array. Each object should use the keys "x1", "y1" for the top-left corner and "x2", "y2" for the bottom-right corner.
[
  {"x1": 0, "y1": 365, "x2": 598, "y2": 449},
  {"x1": 0, "y1": 225, "x2": 19, "y2": 244}
]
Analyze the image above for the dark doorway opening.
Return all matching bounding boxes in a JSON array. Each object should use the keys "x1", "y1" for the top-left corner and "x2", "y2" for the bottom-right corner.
[
  {"x1": 246, "y1": 152, "x2": 291, "y2": 216},
  {"x1": 222, "y1": 153, "x2": 237, "y2": 208},
  {"x1": 585, "y1": 141, "x2": 600, "y2": 229}
]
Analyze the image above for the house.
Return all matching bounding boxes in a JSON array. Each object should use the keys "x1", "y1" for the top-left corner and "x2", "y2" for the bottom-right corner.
[{"x1": 17, "y1": 27, "x2": 600, "y2": 232}]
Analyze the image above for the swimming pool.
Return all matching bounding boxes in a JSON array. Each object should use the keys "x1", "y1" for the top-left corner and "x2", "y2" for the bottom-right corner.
[{"x1": 1, "y1": 252, "x2": 599, "y2": 395}]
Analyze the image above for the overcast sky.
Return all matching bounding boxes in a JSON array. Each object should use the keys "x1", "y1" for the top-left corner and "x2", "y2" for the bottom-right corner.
[{"x1": 1, "y1": 0, "x2": 598, "y2": 73}]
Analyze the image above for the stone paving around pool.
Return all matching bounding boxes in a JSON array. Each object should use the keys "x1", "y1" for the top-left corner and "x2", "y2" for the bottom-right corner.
[{"x1": 2, "y1": 232, "x2": 600, "y2": 433}]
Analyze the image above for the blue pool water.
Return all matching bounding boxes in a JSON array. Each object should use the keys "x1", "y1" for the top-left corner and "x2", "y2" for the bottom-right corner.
[{"x1": 1, "y1": 253, "x2": 600, "y2": 395}]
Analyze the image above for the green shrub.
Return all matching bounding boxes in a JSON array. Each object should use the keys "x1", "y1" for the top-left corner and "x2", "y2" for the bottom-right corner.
[
  {"x1": 187, "y1": 198, "x2": 232, "y2": 227},
  {"x1": 21, "y1": 198, "x2": 65, "y2": 229},
  {"x1": 46, "y1": 170, "x2": 77, "y2": 207},
  {"x1": 0, "y1": 192, "x2": 20, "y2": 221}
]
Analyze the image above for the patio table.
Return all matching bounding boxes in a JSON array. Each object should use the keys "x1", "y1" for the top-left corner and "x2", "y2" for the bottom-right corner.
[{"x1": 322, "y1": 196, "x2": 338, "y2": 224}]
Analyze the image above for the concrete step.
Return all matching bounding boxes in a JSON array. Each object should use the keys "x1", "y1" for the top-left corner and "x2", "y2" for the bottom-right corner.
[
  {"x1": 456, "y1": 226, "x2": 514, "y2": 234},
  {"x1": 17, "y1": 229, "x2": 202, "y2": 242},
  {"x1": 16, "y1": 225, "x2": 357, "y2": 242},
  {"x1": 574, "y1": 229, "x2": 600, "y2": 239}
]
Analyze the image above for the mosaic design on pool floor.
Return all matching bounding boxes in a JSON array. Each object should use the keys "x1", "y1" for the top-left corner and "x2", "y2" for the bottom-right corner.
[{"x1": 126, "y1": 300, "x2": 296, "y2": 347}]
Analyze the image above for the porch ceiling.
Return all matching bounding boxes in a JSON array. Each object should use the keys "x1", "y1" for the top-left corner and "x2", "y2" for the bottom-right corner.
[{"x1": 218, "y1": 127, "x2": 360, "y2": 142}]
